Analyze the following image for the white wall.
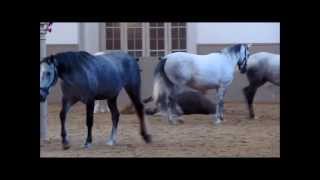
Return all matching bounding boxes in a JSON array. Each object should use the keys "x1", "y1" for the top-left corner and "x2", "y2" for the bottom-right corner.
[
  {"x1": 196, "y1": 23, "x2": 280, "y2": 44},
  {"x1": 46, "y1": 23, "x2": 79, "y2": 44},
  {"x1": 187, "y1": 23, "x2": 197, "y2": 53}
]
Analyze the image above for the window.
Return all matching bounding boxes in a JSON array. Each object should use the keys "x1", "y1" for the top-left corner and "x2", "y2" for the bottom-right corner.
[
  {"x1": 171, "y1": 22, "x2": 187, "y2": 53},
  {"x1": 105, "y1": 23, "x2": 121, "y2": 51},
  {"x1": 104, "y1": 23, "x2": 188, "y2": 57},
  {"x1": 149, "y1": 23, "x2": 165, "y2": 57},
  {"x1": 127, "y1": 23, "x2": 143, "y2": 58}
]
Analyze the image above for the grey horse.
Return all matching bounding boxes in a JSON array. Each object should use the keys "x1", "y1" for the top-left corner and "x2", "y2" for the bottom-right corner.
[
  {"x1": 152, "y1": 44, "x2": 250, "y2": 125},
  {"x1": 243, "y1": 52, "x2": 280, "y2": 119},
  {"x1": 40, "y1": 51, "x2": 151, "y2": 150}
]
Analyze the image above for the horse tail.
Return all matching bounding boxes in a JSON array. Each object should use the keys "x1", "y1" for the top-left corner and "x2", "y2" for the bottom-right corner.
[{"x1": 152, "y1": 57, "x2": 173, "y2": 105}]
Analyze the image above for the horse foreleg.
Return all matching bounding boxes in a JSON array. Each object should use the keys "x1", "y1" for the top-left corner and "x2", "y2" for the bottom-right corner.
[
  {"x1": 60, "y1": 98, "x2": 77, "y2": 150},
  {"x1": 214, "y1": 87, "x2": 227, "y2": 125},
  {"x1": 167, "y1": 95, "x2": 182, "y2": 125},
  {"x1": 106, "y1": 98, "x2": 119, "y2": 146},
  {"x1": 84, "y1": 101, "x2": 95, "y2": 148},
  {"x1": 243, "y1": 85, "x2": 258, "y2": 119}
]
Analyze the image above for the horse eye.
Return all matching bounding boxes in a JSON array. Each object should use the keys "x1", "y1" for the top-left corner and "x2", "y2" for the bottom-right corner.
[{"x1": 46, "y1": 72, "x2": 51, "y2": 76}]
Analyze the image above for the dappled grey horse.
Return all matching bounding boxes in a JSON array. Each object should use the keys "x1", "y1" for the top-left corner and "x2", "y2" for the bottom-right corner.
[
  {"x1": 243, "y1": 52, "x2": 280, "y2": 119},
  {"x1": 152, "y1": 44, "x2": 251, "y2": 125},
  {"x1": 40, "y1": 51, "x2": 151, "y2": 150}
]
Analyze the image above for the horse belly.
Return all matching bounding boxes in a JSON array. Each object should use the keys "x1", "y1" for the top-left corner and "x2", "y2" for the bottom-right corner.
[
  {"x1": 95, "y1": 77, "x2": 122, "y2": 99},
  {"x1": 188, "y1": 69, "x2": 221, "y2": 90}
]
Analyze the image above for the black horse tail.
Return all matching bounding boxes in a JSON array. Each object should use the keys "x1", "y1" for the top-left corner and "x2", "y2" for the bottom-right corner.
[{"x1": 152, "y1": 57, "x2": 173, "y2": 105}]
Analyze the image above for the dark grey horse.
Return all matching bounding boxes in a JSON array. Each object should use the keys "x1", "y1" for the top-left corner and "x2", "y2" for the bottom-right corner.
[
  {"x1": 40, "y1": 51, "x2": 151, "y2": 150},
  {"x1": 243, "y1": 52, "x2": 280, "y2": 119},
  {"x1": 144, "y1": 91, "x2": 216, "y2": 117}
]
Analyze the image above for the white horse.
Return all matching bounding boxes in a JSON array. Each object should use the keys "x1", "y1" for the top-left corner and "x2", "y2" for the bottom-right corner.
[
  {"x1": 243, "y1": 52, "x2": 280, "y2": 119},
  {"x1": 152, "y1": 44, "x2": 251, "y2": 125}
]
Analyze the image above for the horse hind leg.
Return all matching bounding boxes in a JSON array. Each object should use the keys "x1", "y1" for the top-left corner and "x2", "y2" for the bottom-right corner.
[
  {"x1": 84, "y1": 100, "x2": 95, "y2": 148},
  {"x1": 243, "y1": 85, "x2": 256, "y2": 119},
  {"x1": 243, "y1": 81, "x2": 264, "y2": 119},
  {"x1": 106, "y1": 97, "x2": 119, "y2": 146},
  {"x1": 167, "y1": 95, "x2": 184, "y2": 125},
  {"x1": 125, "y1": 86, "x2": 152, "y2": 143}
]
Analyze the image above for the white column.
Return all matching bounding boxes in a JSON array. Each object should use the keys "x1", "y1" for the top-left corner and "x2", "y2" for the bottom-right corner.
[
  {"x1": 187, "y1": 23, "x2": 197, "y2": 54},
  {"x1": 80, "y1": 23, "x2": 100, "y2": 53},
  {"x1": 40, "y1": 23, "x2": 49, "y2": 142}
]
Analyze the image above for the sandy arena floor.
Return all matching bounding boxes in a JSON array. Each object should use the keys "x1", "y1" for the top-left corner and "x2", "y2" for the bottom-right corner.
[{"x1": 40, "y1": 102, "x2": 279, "y2": 157}]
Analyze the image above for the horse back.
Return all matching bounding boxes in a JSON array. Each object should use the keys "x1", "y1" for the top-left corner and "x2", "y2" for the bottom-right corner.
[{"x1": 95, "y1": 52, "x2": 141, "y2": 89}]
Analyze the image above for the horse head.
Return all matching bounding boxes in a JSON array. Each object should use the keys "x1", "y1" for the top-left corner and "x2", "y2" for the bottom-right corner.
[
  {"x1": 40, "y1": 55, "x2": 58, "y2": 102},
  {"x1": 237, "y1": 44, "x2": 251, "y2": 74}
]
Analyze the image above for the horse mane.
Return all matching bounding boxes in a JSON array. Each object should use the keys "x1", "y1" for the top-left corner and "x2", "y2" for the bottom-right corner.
[
  {"x1": 51, "y1": 51, "x2": 96, "y2": 74},
  {"x1": 222, "y1": 44, "x2": 243, "y2": 55}
]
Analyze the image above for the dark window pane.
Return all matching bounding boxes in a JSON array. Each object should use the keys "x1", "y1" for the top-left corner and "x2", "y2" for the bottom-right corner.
[
  {"x1": 180, "y1": 28, "x2": 186, "y2": 39},
  {"x1": 135, "y1": 29, "x2": 142, "y2": 39},
  {"x1": 158, "y1": 51, "x2": 165, "y2": 57},
  {"x1": 128, "y1": 29, "x2": 134, "y2": 40},
  {"x1": 150, "y1": 29, "x2": 156, "y2": 40},
  {"x1": 114, "y1": 40, "x2": 121, "y2": 49},
  {"x1": 127, "y1": 23, "x2": 142, "y2": 27},
  {"x1": 135, "y1": 51, "x2": 142, "y2": 57},
  {"x1": 128, "y1": 51, "x2": 135, "y2": 57},
  {"x1": 157, "y1": 23, "x2": 164, "y2": 27},
  {"x1": 113, "y1": 23, "x2": 120, "y2": 27},
  {"x1": 114, "y1": 29, "x2": 120, "y2": 40},
  {"x1": 150, "y1": 23, "x2": 157, "y2": 27},
  {"x1": 106, "y1": 23, "x2": 113, "y2": 27},
  {"x1": 150, "y1": 40, "x2": 157, "y2": 49},
  {"x1": 128, "y1": 39, "x2": 134, "y2": 49},
  {"x1": 158, "y1": 40, "x2": 164, "y2": 49},
  {"x1": 180, "y1": 39, "x2": 186, "y2": 49},
  {"x1": 150, "y1": 51, "x2": 157, "y2": 56},
  {"x1": 135, "y1": 40, "x2": 142, "y2": 49},
  {"x1": 158, "y1": 29, "x2": 164, "y2": 39},
  {"x1": 106, "y1": 29, "x2": 113, "y2": 39},
  {"x1": 106, "y1": 40, "x2": 113, "y2": 49},
  {"x1": 171, "y1": 28, "x2": 178, "y2": 38},
  {"x1": 172, "y1": 39, "x2": 178, "y2": 49},
  {"x1": 172, "y1": 23, "x2": 179, "y2": 26}
]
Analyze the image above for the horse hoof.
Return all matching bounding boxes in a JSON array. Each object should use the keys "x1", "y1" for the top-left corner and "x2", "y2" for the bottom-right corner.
[
  {"x1": 214, "y1": 119, "x2": 222, "y2": 125},
  {"x1": 83, "y1": 143, "x2": 92, "y2": 149},
  {"x1": 143, "y1": 134, "x2": 152, "y2": 144},
  {"x1": 62, "y1": 144, "x2": 71, "y2": 150},
  {"x1": 106, "y1": 140, "x2": 116, "y2": 146},
  {"x1": 177, "y1": 119, "x2": 185, "y2": 124}
]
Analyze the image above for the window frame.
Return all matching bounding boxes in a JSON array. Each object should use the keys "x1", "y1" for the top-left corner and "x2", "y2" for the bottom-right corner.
[{"x1": 102, "y1": 23, "x2": 187, "y2": 57}]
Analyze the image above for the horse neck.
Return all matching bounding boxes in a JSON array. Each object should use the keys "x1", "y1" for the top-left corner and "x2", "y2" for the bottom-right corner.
[{"x1": 222, "y1": 52, "x2": 240, "y2": 68}]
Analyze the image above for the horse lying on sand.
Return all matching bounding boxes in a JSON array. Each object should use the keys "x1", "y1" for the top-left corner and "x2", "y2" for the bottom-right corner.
[{"x1": 144, "y1": 91, "x2": 216, "y2": 118}]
